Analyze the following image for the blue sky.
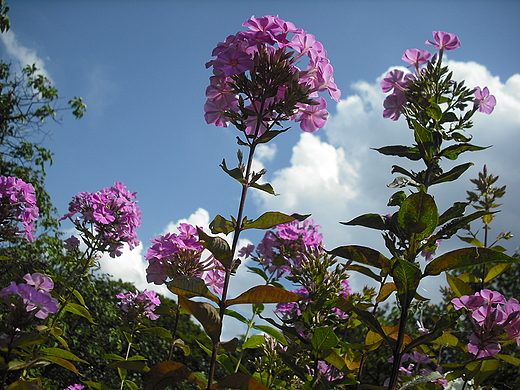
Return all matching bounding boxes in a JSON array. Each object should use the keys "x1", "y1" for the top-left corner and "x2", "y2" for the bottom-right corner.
[{"x1": 2, "y1": 1, "x2": 520, "y2": 337}]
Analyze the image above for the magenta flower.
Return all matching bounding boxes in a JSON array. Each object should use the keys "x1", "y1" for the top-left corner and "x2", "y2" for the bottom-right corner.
[
  {"x1": 205, "y1": 15, "x2": 340, "y2": 136},
  {"x1": 380, "y1": 70, "x2": 410, "y2": 93},
  {"x1": 382, "y1": 91, "x2": 407, "y2": 121},
  {"x1": 452, "y1": 294, "x2": 485, "y2": 310},
  {"x1": 64, "y1": 385, "x2": 85, "y2": 390},
  {"x1": 204, "y1": 268, "x2": 225, "y2": 296},
  {"x1": 0, "y1": 274, "x2": 59, "y2": 320},
  {"x1": 212, "y1": 48, "x2": 255, "y2": 77},
  {"x1": 117, "y1": 289, "x2": 161, "y2": 321},
  {"x1": 294, "y1": 97, "x2": 329, "y2": 133},
  {"x1": 61, "y1": 182, "x2": 141, "y2": 258},
  {"x1": 425, "y1": 31, "x2": 461, "y2": 51},
  {"x1": 401, "y1": 48, "x2": 432, "y2": 69},
  {"x1": 0, "y1": 176, "x2": 39, "y2": 242},
  {"x1": 474, "y1": 86, "x2": 496, "y2": 114}
]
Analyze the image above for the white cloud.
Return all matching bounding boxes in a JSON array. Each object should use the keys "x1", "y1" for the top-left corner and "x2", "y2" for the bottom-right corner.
[
  {"x1": 162, "y1": 207, "x2": 211, "y2": 235},
  {"x1": 1, "y1": 30, "x2": 50, "y2": 78}
]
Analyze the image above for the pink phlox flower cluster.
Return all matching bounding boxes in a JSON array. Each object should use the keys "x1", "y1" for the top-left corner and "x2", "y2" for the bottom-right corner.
[
  {"x1": 0, "y1": 273, "x2": 58, "y2": 320},
  {"x1": 116, "y1": 289, "x2": 161, "y2": 321},
  {"x1": 61, "y1": 182, "x2": 141, "y2": 258},
  {"x1": 145, "y1": 223, "x2": 224, "y2": 295},
  {"x1": 452, "y1": 289, "x2": 520, "y2": 358},
  {"x1": 382, "y1": 31, "x2": 461, "y2": 122},
  {"x1": 0, "y1": 176, "x2": 39, "y2": 242},
  {"x1": 205, "y1": 15, "x2": 340, "y2": 133},
  {"x1": 473, "y1": 86, "x2": 496, "y2": 114},
  {"x1": 255, "y1": 219, "x2": 323, "y2": 278},
  {"x1": 64, "y1": 385, "x2": 85, "y2": 390}
]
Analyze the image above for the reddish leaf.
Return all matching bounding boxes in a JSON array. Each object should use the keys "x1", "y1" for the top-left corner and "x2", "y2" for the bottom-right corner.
[
  {"x1": 226, "y1": 285, "x2": 300, "y2": 306},
  {"x1": 144, "y1": 361, "x2": 206, "y2": 390}
]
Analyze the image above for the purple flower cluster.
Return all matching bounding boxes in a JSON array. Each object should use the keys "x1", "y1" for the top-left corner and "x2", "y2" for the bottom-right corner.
[
  {"x1": 63, "y1": 385, "x2": 85, "y2": 390},
  {"x1": 381, "y1": 31, "x2": 496, "y2": 121},
  {"x1": 61, "y1": 182, "x2": 141, "y2": 258},
  {"x1": 145, "y1": 223, "x2": 224, "y2": 295},
  {"x1": 0, "y1": 176, "x2": 39, "y2": 242},
  {"x1": 452, "y1": 289, "x2": 520, "y2": 357},
  {"x1": 116, "y1": 289, "x2": 161, "y2": 321},
  {"x1": 0, "y1": 273, "x2": 59, "y2": 320},
  {"x1": 205, "y1": 15, "x2": 340, "y2": 133},
  {"x1": 245, "y1": 219, "x2": 323, "y2": 278}
]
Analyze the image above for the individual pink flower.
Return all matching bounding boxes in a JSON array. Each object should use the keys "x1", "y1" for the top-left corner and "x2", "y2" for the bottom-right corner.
[
  {"x1": 473, "y1": 86, "x2": 496, "y2": 114},
  {"x1": 452, "y1": 294, "x2": 485, "y2": 310},
  {"x1": 204, "y1": 268, "x2": 225, "y2": 296},
  {"x1": 64, "y1": 385, "x2": 85, "y2": 390},
  {"x1": 117, "y1": 290, "x2": 161, "y2": 321},
  {"x1": 382, "y1": 92, "x2": 407, "y2": 121},
  {"x1": 425, "y1": 31, "x2": 461, "y2": 52},
  {"x1": 212, "y1": 48, "x2": 255, "y2": 77},
  {"x1": 380, "y1": 70, "x2": 409, "y2": 93},
  {"x1": 401, "y1": 48, "x2": 432, "y2": 69},
  {"x1": 23, "y1": 273, "x2": 54, "y2": 292},
  {"x1": 294, "y1": 97, "x2": 329, "y2": 133}
]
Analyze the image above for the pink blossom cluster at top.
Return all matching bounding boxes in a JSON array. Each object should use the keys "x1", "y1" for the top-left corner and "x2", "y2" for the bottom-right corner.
[
  {"x1": 205, "y1": 15, "x2": 340, "y2": 134},
  {"x1": 380, "y1": 31, "x2": 495, "y2": 120},
  {"x1": 0, "y1": 176, "x2": 39, "y2": 242},
  {"x1": 60, "y1": 182, "x2": 141, "y2": 258},
  {"x1": 242, "y1": 219, "x2": 324, "y2": 278},
  {"x1": 0, "y1": 273, "x2": 59, "y2": 320},
  {"x1": 145, "y1": 223, "x2": 224, "y2": 295},
  {"x1": 452, "y1": 289, "x2": 520, "y2": 358},
  {"x1": 116, "y1": 289, "x2": 161, "y2": 321}
]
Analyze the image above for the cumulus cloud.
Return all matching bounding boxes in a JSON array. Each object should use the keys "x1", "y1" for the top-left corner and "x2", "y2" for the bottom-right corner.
[
  {"x1": 1, "y1": 30, "x2": 50, "y2": 78},
  {"x1": 252, "y1": 60, "x2": 520, "y2": 297}
]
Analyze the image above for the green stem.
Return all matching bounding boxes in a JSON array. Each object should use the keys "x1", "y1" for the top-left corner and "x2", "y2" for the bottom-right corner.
[{"x1": 234, "y1": 305, "x2": 260, "y2": 373}]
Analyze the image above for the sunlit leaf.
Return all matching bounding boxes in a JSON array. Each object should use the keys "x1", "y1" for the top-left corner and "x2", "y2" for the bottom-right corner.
[
  {"x1": 210, "y1": 214, "x2": 235, "y2": 235},
  {"x1": 446, "y1": 273, "x2": 473, "y2": 297},
  {"x1": 178, "y1": 296, "x2": 221, "y2": 343},
  {"x1": 197, "y1": 228, "x2": 233, "y2": 268},
  {"x1": 226, "y1": 285, "x2": 300, "y2": 306},
  {"x1": 329, "y1": 245, "x2": 392, "y2": 274},
  {"x1": 40, "y1": 347, "x2": 88, "y2": 364},
  {"x1": 484, "y1": 263, "x2": 511, "y2": 283},
  {"x1": 242, "y1": 211, "x2": 297, "y2": 230},
  {"x1": 144, "y1": 361, "x2": 206, "y2": 390},
  {"x1": 311, "y1": 327, "x2": 339, "y2": 350},
  {"x1": 63, "y1": 302, "x2": 96, "y2": 324},
  {"x1": 167, "y1": 276, "x2": 219, "y2": 303},
  {"x1": 424, "y1": 247, "x2": 519, "y2": 276},
  {"x1": 341, "y1": 213, "x2": 388, "y2": 230},
  {"x1": 397, "y1": 192, "x2": 438, "y2": 240},
  {"x1": 212, "y1": 372, "x2": 270, "y2": 390},
  {"x1": 251, "y1": 325, "x2": 288, "y2": 346},
  {"x1": 430, "y1": 162, "x2": 474, "y2": 185},
  {"x1": 376, "y1": 283, "x2": 396, "y2": 303},
  {"x1": 440, "y1": 143, "x2": 488, "y2": 161}
]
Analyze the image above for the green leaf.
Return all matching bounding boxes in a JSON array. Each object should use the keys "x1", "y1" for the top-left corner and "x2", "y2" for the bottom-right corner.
[
  {"x1": 242, "y1": 211, "x2": 297, "y2": 230},
  {"x1": 311, "y1": 327, "x2": 340, "y2": 350},
  {"x1": 251, "y1": 325, "x2": 288, "y2": 346},
  {"x1": 496, "y1": 353, "x2": 520, "y2": 366},
  {"x1": 351, "y1": 307, "x2": 394, "y2": 349},
  {"x1": 341, "y1": 213, "x2": 388, "y2": 230},
  {"x1": 63, "y1": 302, "x2": 96, "y2": 324},
  {"x1": 178, "y1": 296, "x2": 221, "y2": 343},
  {"x1": 426, "y1": 102, "x2": 442, "y2": 121},
  {"x1": 375, "y1": 283, "x2": 396, "y2": 303},
  {"x1": 249, "y1": 182, "x2": 276, "y2": 195},
  {"x1": 329, "y1": 245, "x2": 392, "y2": 274},
  {"x1": 40, "y1": 347, "x2": 88, "y2": 364},
  {"x1": 213, "y1": 372, "x2": 270, "y2": 390},
  {"x1": 10, "y1": 333, "x2": 46, "y2": 349},
  {"x1": 41, "y1": 355, "x2": 81, "y2": 374},
  {"x1": 139, "y1": 327, "x2": 174, "y2": 343},
  {"x1": 438, "y1": 202, "x2": 469, "y2": 225},
  {"x1": 210, "y1": 214, "x2": 235, "y2": 235},
  {"x1": 220, "y1": 159, "x2": 245, "y2": 183},
  {"x1": 144, "y1": 361, "x2": 206, "y2": 390},
  {"x1": 484, "y1": 263, "x2": 511, "y2": 283},
  {"x1": 6, "y1": 380, "x2": 44, "y2": 390},
  {"x1": 348, "y1": 264, "x2": 382, "y2": 282},
  {"x1": 242, "y1": 334, "x2": 266, "y2": 349},
  {"x1": 424, "y1": 247, "x2": 519, "y2": 276},
  {"x1": 466, "y1": 358, "x2": 499, "y2": 387},
  {"x1": 82, "y1": 382, "x2": 112, "y2": 390},
  {"x1": 167, "y1": 276, "x2": 219, "y2": 303},
  {"x1": 373, "y1": 145, "x2": 421, "y2": 161},
  {"x1": 440, "y1": 143, "x2": 489, "y2": 160},
  {"x1": 403, "y1": 312, "x2": 461, "y2": 353},
  {"x1": 397, "y1": 192, "x2": 438, "y2": 241},
  {"x1": 224, "y1": 308, "x2": 249, "y2": 324},
  {"x1": 430, "y1": 162, "x2": 474, "y2": 185},
  {"x1": 392, "y1": 259, "x2": 422, "y2": 306},
  {"x1": 227, "y1": 285, "x2": 300, "y2": 306},
  {"x1": 446, "y1": 273, "x2": 473, "y2": 297},
  {"x1": 412, "y1": 119, "x2": 434, "y2": 160},
  {"x1": 197, "y1": 228, "x2": 233, "y2": 268},
  {"x1": 387, "y1": 191, "x2": 406, "y2": 207}
]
